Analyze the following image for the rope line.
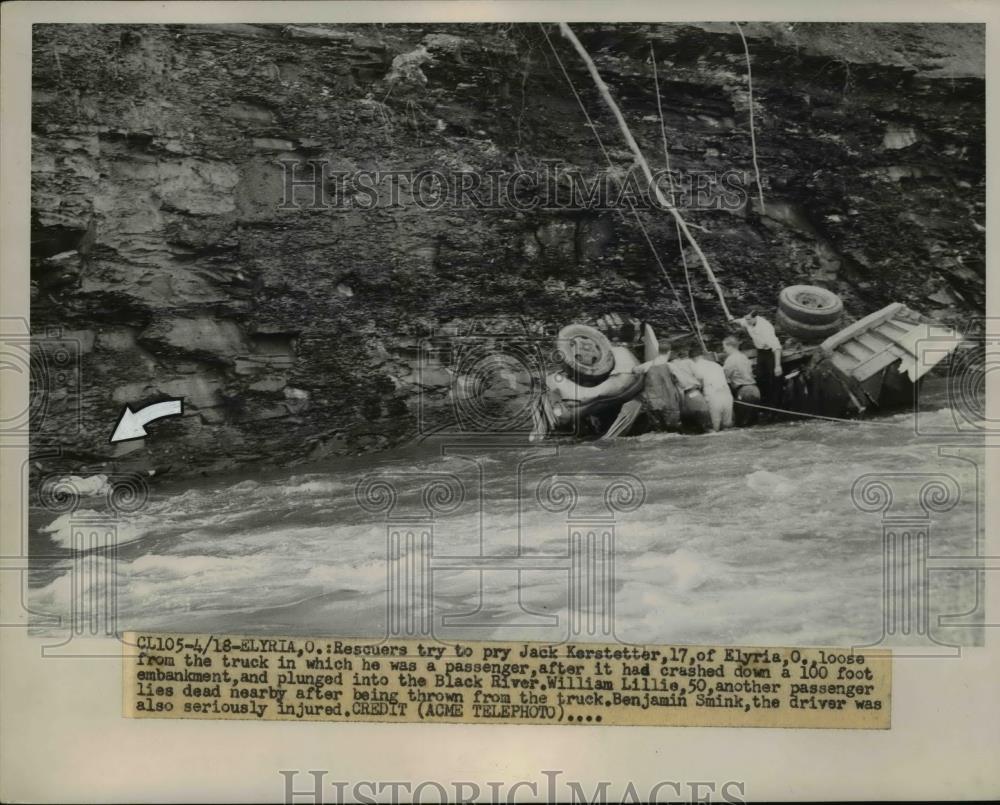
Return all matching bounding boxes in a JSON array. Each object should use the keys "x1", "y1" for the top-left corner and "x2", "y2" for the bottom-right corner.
[
  {"x1": 554, "y1": 22, "x2": 735, "y2": 322},
  {"x1": 539, "y1": 23, "x2": 699, "y2": 336},
  {"x1": 734, "y1": 22, "x2": 766, "y2": 214},
  {"x1": 650, "y1": 42, "x2": 706, "y2": 351},
  {"x1": 630, "y1": 210, "x2": 700, "y2": 335},
  {"x1": 733, "y1": 399, "x2": 901, "y2": 426}
]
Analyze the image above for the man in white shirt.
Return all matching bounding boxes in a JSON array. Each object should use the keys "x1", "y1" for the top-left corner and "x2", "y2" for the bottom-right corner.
[
  {"x1": 738, "y1": 309, "x2": 783, "y2": 407},
  {"x1": 691, "y1": 348, "x2": 734, "y2": 431}
]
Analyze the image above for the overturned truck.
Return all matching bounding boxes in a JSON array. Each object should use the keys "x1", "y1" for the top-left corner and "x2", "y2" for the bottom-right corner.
[
  {"x1": 531, "y1": 289, "x2": 965, "y2": 441},
  {"x1": 525, "y1": 27, "x2": 967, "y2": 442}
]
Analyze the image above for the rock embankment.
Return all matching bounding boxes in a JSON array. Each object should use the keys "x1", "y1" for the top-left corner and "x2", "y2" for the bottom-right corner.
[{"x1": 30, "y1": 23, "x2": 984, "y2": 476}]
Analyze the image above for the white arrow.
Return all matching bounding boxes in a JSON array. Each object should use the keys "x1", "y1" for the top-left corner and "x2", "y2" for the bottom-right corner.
[{"x1": 110, "y1": 398, "x2": 184, "y2": 443}]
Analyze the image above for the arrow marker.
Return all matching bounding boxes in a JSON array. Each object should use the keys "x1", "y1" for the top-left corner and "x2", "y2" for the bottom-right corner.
[{"x1": 110, "y1": 398, "x2": 184, "y2": 443}]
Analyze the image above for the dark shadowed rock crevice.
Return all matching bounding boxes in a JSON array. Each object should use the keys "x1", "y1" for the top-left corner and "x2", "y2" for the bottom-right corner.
[{"x1": 30, "y1": 22, "x2": 984, "y2": 477}]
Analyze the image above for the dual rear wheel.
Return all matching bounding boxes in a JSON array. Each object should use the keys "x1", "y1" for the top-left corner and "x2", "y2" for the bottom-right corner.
[{"x1": 776, "y1": 285, "x2": 844, "y2": 341}]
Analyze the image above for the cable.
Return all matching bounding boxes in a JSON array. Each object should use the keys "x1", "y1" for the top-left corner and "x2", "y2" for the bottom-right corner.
[
  {"x1": 556, "y1": 22, "x2": 734, "y2": 322},
  {"x1": 650, "y1": 42, "x2": 706, "y2": 351},
  {"x1": 734, "y1": 22, "x2": 766, "y2": 214},
  {"x1": 539, "y1": 23, "x2": 699, "y2": 336},
  {"x1": 733, "y1": 399, "x2": 901, "y2": 426}
]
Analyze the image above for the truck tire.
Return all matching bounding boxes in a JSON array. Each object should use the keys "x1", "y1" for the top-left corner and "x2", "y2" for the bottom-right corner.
[
  {"x1": 776, "y1": 308, "x2": 843, "y2": 342},
  {"x1": 556, "y1": 324, "x2": 615, "y2": 383},
  {"x1": 778, "y1": 285, "x2": 844, "y2": 326}
]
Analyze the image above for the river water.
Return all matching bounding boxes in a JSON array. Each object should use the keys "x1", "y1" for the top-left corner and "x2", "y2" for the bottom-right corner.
[{"x1": 29, "y1": 385, "x2": 985, "y2": 648}]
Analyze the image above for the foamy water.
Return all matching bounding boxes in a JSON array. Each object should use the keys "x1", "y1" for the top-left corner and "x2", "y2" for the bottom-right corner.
[{"x1": 29, "y1": 402, "x2": 985, "y2": 647}]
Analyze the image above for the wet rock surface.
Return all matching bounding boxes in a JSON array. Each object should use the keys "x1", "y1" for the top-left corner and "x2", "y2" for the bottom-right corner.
[{"x1": 30, "y1": 23, "x2": 984, "y2": 477}]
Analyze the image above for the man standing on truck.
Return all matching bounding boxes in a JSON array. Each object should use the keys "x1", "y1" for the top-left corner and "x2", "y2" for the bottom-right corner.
[{"x1": 738, "y1": 310, "x2": 783, "y2": 409}]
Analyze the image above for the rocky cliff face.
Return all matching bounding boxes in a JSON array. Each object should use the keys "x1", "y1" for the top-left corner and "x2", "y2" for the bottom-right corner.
[{"x1": 30, "y1": 22, "x2": 984, "y2": 476}]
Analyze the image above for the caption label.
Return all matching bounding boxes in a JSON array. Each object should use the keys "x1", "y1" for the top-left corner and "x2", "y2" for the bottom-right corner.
[{"x1": 124, "y1": 633, "x2": 890, "y2": 729}]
